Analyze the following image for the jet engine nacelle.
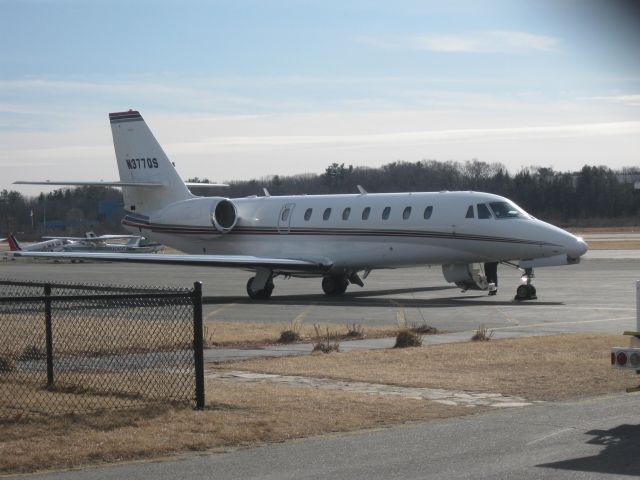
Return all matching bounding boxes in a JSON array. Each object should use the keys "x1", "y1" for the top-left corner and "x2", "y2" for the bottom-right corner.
[
  {"x1": 442, "y1": 263, "x2": 488, "y2": 291},
  {"x1": 150, "y1": 197, "x2": 238, "y2": 233}
]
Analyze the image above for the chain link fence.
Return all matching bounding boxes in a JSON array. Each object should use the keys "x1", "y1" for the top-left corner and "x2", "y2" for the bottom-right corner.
[{"x1": 0, "y1": 279, "x2": 204, "y2": 418}]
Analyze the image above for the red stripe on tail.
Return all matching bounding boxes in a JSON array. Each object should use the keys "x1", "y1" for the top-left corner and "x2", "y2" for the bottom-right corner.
[{"x1": 7, "y1": 233, "x2": 22, "y2": 251}]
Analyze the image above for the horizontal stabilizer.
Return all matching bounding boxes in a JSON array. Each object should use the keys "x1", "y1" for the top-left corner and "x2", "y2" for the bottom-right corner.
[
  {"x1": 14, "y1": 181, "x2": 165, "y2": 188},
  {"x1": 3, "y1": 251, "x2": 333, "y2": 272},
  {"x1": 185, "y1": 182, "x2": 229, "y2": 188}
]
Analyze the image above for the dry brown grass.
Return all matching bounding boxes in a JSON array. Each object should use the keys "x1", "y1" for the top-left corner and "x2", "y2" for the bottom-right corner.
[
  {"x1": 1, "y1": 370, "x2": 194, "y2": 416},
  {"x1": 1, "y1": 314, "x2": 191, "y2": 356},
  {"x1": 570, "y1": 226, "x2": 640, "y2": 234},
  {"x1": 0, "y1": 379, "x2": 466, "y2": 474},
  {"x1": 216, "y1": 334, "x2": 639, "y2": 402},
  {"x1": 586, "y1": 240, "x2": 640, "y2": 250},
  {"x1": 203, "y1": 321, "x2": 397, "y2": 347}
]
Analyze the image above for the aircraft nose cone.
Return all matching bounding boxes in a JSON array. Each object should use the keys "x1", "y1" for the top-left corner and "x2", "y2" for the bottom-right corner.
[{"x1": 569, "y1": 236, "x2": 588, "y2": 259}]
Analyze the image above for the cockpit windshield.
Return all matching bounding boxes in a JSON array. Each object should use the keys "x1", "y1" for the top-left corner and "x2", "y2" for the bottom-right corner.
[{"x1": 488, "y1": 201, "x2": 530, "y2": 219}]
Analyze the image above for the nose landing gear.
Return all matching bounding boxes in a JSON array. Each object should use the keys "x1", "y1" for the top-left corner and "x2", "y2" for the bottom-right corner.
[{"x1": 515, "y1": 267, "x2": 537, "y2": 301}]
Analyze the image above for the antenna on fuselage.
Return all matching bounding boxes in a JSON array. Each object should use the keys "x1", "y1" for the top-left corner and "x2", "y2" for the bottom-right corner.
[
  {"x1": 357, "y1": 185, "x2": 368, "y2": 194},
  {"x1": 262, "y1": 188, "x2": 271, "y2": 197}
]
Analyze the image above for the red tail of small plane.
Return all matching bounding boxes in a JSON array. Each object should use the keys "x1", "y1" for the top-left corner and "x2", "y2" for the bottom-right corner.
[{"x1": 6, "y1": 233, "x2": 22, "y2": 251}]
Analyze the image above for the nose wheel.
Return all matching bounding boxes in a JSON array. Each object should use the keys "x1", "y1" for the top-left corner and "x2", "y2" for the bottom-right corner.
[{"x1": 515, "y1": 267, "x2": 537, "y2": 301}]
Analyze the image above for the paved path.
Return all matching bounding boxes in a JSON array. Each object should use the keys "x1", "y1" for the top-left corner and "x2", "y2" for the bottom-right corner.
[
  {"x1": 12, "y1": 393, "x2": 640, "y2": 480},
  {"x1": 207, "y1": 370, "x2": 534, "y2": 408}
]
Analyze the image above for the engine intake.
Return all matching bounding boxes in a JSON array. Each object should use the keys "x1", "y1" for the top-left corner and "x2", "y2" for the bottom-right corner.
[
  {"x1": 442, "y1": 263, "x2": 488, "y2": 291},
  {"x1": 150, "y1": 197, "x2": 238, "y2": 234},
  {"x1": 211, "y1": 199, "x2": 238, "y2": 233}
]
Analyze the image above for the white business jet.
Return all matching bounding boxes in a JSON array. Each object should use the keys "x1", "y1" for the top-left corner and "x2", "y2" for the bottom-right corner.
[{"x1": 11, "y1": 110, "x2": 588, "y2": 300}]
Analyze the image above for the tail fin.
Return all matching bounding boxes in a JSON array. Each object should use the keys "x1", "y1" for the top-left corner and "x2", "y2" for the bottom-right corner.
[
  {"x1": 7, "y1": 233, "x2": 22, "y2": 251},
  {"x1": 110, "y1": 111, "x2": 193, "y2": 214}
]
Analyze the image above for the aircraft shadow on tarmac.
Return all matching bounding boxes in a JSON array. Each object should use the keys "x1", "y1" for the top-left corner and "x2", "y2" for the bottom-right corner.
[
  {"x1": 539, "y1": 423, "x2": 640, "y2": 476},
  {"x1": 203, "y1": 285, "x2": 564, "y2": 308}
]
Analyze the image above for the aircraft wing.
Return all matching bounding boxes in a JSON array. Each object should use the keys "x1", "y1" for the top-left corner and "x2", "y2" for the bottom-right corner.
[
  {"x1": 43, "y1": 235, "x2": 139, "y2": 241},
  {"x1": 14, "y1": 180, "x2": 166, "y2": 188},
  {"x1": 4, "y1": 251, "x2": 332, "y2": 271}
]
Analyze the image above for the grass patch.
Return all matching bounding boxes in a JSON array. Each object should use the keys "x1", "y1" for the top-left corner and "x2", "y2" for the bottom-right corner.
[
  {"x1": 394, "y1": 330, "x2": 423, "y2": 348},
  {"x1": 311, "y1": 324, "x2": 340, "y2": 353},
  {"x1": 203, "y1": 321, "x2": 396, "y2": 347},
  {"x1": 0, "y1": 380, "x2": 466, "y2": 474},
  {"x1": 345, "y1": 323, "x2": 365, "y2": 339},
  {"x1": 409, "y1": 322, "x2": 439, "y2": 335},
  {"x1": 471, "y1": 325, "x2": 494, "y2": 342},
  {"x1": 216, "y1": 334, "x2": 639, "y2": 402},
  {"x1": 278, "y1": 318, "x2": 303, "y2": 344}
]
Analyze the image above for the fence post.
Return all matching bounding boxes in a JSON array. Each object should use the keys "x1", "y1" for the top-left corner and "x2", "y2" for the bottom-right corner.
[
  {"x1": 192, "y1": 281, "x2": 205, "y2": 409},
  {"x1": 44, "y1": 284, "x2": 54, "y2": 387}
]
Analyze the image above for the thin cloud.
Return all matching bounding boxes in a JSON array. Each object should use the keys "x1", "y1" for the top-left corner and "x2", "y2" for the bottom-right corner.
[
  {"x1": 359, "y1": 30, "x2": 560, "y2": 53},
  {"x1": 592, "y1": 95, "x2": 640, "y2": 107},
  {"x1": 167, "y1": 121, "x2": 640, "y2": 152}
]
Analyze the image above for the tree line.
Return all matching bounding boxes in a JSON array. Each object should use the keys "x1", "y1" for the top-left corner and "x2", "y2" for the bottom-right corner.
[
  {"x1": 2, "y1": 160, "x2": 638, "y2": 239},
  {"x1": 226, "y1": 160, "x2": 640, "y2": 226}
]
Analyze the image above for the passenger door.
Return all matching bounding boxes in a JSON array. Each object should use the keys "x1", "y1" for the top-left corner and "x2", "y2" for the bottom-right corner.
[{"x1": 277, "y1": 203, "x2": 295, "y2": 234}]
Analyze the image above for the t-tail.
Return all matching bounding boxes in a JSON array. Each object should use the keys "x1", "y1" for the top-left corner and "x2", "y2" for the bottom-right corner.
[{"x1": 109, "y1": 111, "x2": 194, "y2": 215}]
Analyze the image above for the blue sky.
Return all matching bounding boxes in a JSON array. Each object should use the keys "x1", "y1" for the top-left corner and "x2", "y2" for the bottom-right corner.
[{"x1": 1, "y1": 0, "x2": 639, "y2": 193}]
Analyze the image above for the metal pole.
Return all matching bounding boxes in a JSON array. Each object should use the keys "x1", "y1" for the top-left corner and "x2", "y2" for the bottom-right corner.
[
  {"x1": 192, "y1": 281, "x2": 205, "y2": 409},
  {"x1": 44, "y1": 284, "x2": 54, "y2": 387}
]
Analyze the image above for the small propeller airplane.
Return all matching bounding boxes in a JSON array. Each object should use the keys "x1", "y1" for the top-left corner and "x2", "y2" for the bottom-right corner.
[
  {"x1": 8, "y1": 110, "x2": 588, "y2": 300},
  {"x1": 5, "y1": 232, "x2": 162, "y2": 253}
]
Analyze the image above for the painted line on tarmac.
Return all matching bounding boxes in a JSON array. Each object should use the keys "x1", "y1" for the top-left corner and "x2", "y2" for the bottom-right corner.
[
  {"x1": 205, "y1": 303, "x2": 237, "y2": 320},
  {"x1": 502, "y1": 305, "x2": 635, "y2": 312},
  {"x1": 492, "y1": 315, "x2": 635, "y2": 331},
  {"x1": 207, "y1": 370, "x2": 535, "y2": 408},
  {"x1": 390, "y1": 300, "x2": 406, "y2": 326},
  {"x1": 526, "y1": 427, "x2": 576, "y2": 446},
  {"x1": 292, "y1": 304, "x2": 316, "y2": 324},
  {"x1": 493, "y1": 307, "x2": 518, "y2": 325}
]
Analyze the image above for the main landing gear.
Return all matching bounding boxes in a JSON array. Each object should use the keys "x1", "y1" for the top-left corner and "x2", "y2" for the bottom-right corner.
[
  {"x1": 246, "y1": 268, "x2": 275, "y2": 300},
  {"x1": 245, "y1": 270, "x2": 366, "y2": 300},
  {"x1": 515, "y1": 267, "x2": 537, "y2": 301},
  {"x1": 321, "y1": 272, "x2": 365, "y2": 296},
  {"x1": 322, "y1": 275, "x2": 349, "y2": 296}
]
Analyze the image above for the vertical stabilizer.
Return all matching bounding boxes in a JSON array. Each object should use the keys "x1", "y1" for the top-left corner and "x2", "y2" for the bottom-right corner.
[
  {"x1": 7, "y1": 233, "x2": 22, "y2": 251},
  {"x1": 109, "y1": 111, "x2": 193, "y2": 214}
]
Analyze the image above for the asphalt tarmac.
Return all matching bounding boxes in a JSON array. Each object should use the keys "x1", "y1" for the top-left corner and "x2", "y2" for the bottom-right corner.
[
  {"x1": 2, "y1": 253, "x2": 638, "y2": 335},
  {"x1": 3, "y1": 253, "x2": 640, "y2": 479}
]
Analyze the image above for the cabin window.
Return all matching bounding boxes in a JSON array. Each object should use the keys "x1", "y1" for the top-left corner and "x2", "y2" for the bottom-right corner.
[
  {"x1": 465, "y1": 205, "x2": 474, "y2": 218},
  {"x1": 402, "y1": 206, "x2": 412, "y2": 220},
  {"x1": 281, "y1": 207, "x2": 290, "y2": 222},
  {"x1": 382, "y1": 206, "x2": 391, "y2": 220},
  {"x1": 477, "y1": 203, "x2": 492, "y2": 219},
  {"x1": 489, "y1": 201, "x2": 524, "y2": 219},
  {"x1": 342, "y1": 207, "x2": 351, "y2": 220},
  {"x1": 323, "y1": 208, "x2": 332, "y2": 221},
  {"x1": 304, "y1": 208, "x2": 312, "y2": 221},
  {"x1": 423, "y1": 206, "x2": 433, "y2": 219},
  {"x1": 362, "y1": 207, "x2": 371, "y2": 220}
]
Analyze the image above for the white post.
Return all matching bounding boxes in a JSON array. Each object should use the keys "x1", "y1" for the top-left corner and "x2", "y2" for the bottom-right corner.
[
  {"x1": 633, "y1": 281, "x2": 640, "y2": 347},
  {"x1": 637, "y1": 281, "x2": 640, "y2": 332}
]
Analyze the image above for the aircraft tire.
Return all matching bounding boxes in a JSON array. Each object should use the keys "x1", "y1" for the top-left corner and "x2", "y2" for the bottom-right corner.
[
  {"x1": 246, "y1": 277, "x2": 274, "y2": 300},
  {"x1": 322, "y1": 275, "x2": 348, "y2": 296},
  {"x1": 515, "y1": 284, "x2": 536, "y2": 301}
]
